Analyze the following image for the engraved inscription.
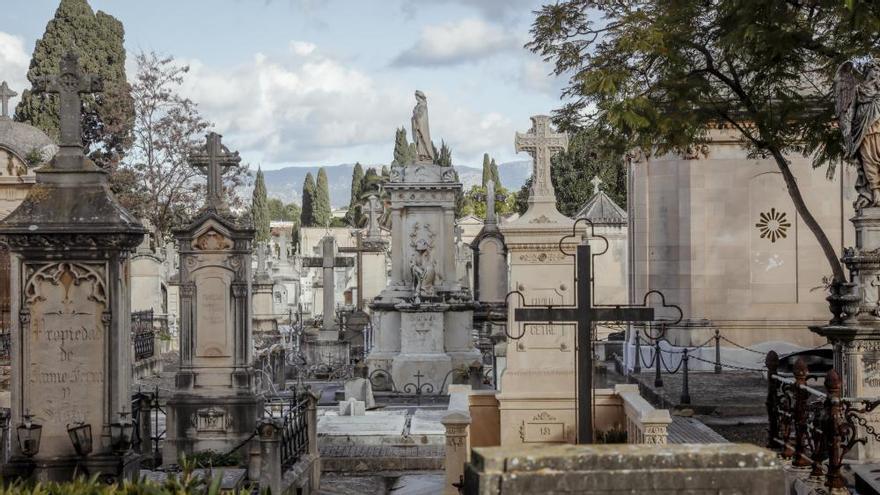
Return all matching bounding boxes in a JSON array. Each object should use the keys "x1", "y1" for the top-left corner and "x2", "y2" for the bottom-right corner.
[
  {"x1": 196, "y1": 274, "x2": 230, "y2": 357},
  {"x1": 24, "y1": 262, "x2": 107, "y2": 456}
]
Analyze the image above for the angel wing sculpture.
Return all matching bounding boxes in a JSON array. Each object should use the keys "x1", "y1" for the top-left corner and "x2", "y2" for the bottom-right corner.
[{"x1": 835, "y1": 59, "x2": 880, "y2": 209}]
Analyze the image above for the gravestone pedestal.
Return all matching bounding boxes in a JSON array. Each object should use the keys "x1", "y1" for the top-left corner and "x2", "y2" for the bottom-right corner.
[
  {"x1": 813, "y1": 207, "x2": 880, "y2": 460},
  {"x1": 164, "y1": 133, "x2": 262, "y2": 461},
  {"x1": 0, "y1": 53, "x2": 145, "y2": 481},
  {"x1": 367, "y1": 162, "x2": 480, "y2": 390}
]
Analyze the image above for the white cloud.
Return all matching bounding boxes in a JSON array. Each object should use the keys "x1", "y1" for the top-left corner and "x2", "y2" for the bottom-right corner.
[
  {"x1": 0, "y1": 32, "x2": 31, "y2": 115},
  {"x1": 401, "y1": 0, "x2": 535, "y2": 24},
  {"x1": 519, "y1": 58, "x2": 565, "y2": 96},
  {"x1": 173, "y1": 45, "x2": 520, "y2": 168},
  {"x1": 392, "y1": 18, "x2": 518, "y2": 67}
]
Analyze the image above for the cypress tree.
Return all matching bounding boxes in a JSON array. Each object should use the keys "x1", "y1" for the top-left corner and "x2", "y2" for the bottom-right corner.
[
  {"x1": 490, "y1": 158, "x2": 502, "y2": 189},
  {"x1": 481, "y1": 153, "x2": 491, "y2": 187},
  {"x1": 300, "y1": 172, "x2": 316, "y2": 227},
  {"x1": 346, "y1": 163, "x2": 364, "y2": 226},
  {"x1": 16, "y1": 0, "x2": 134, "y2": 169},
  {"x1": 252, "y1": 168, "x2": 270, "y2": 243},
  {"x1": 392, "y1": 127, "x2": 414, "y2": 165},
  {"x1": 314, "y1": 167, "x2": 332, "y2": 227},
  {"x1": 435, "y1": 140, "x2": 452, "y2": 167}
]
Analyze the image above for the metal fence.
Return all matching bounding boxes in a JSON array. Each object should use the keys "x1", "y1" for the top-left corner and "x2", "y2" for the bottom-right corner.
[
  {"x1": 132, "y1": 310, "x2": 155, "y2": 361},
  {"x1": 766, "y1": 352, "x2": 880, "y2": 491},
  {"x1": 265, "y1": 393, "x2": 310, "y2": 469}
]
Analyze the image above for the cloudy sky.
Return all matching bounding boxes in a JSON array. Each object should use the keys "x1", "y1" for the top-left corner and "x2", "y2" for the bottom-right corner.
[{"x1": 0, "y1": 0, "x2": 565, "y2": 170}]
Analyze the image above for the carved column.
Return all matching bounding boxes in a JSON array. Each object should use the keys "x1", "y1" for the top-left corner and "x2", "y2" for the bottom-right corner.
[
  {"x1": 441, "y1": 411, "x2": 471, "y2": 495},
  {"x1": 390, "y1": 206, "x2": 404, "y2": 286},
  {"x1": 178, "y1": 284, "x2": 195, "y2": 373},
  {"x1": 443, "y1": 206, "x2": 457, "y2": 291}
]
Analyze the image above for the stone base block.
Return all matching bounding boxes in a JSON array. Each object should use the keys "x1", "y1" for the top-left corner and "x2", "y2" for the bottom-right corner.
[
  {"x1": 2, "y1": 452, "x2": 140, "y2": 483},
  {"x1": 163, "y1": 392, "x2": 263, "y2": 465},
  {"x1": 498, "y1": 397, "x2": 576, "y2": 446},
  {"x1": 448, "y1": 349, "x2": 483, "y2": 372},
  {"x1": 392, "y1": 353, "x2": 452, "y2": 392}
]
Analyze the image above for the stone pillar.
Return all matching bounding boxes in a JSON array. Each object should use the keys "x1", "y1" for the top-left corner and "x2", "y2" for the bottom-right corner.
[
  {"x1": 390, "y1": 207, "x2": 404, "y2": 286},
  {"x1": 0, "y1": 52, "x2": 145, "y2": 481},
  {"x1": 442, "y1": 411, "x2": 471, "y2": 495},
  {"x1": 306, "y1": 387, "x2": 321, "y2": 491},
  {"x1": 258, "y1": 420, "x2": 282, "y2": 495}
]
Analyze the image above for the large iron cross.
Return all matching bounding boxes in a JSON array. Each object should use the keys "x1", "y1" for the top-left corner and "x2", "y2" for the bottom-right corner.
[
  {"x1": 304, "y1": 236, "x2": 355, "y2": 329},
  {"x1": 190, "y1": 132, "x2": 241, "y2": 210},
  {"x1": 515, "y1": 115, "x2": 568, "y2": 202},
  {"x1": 514, "y1": 243, "x2": 655, "y2": 444},
  {"x1": 35, "y1": 52, "x2": 102, "y2": 154},
  {"x1": 0, "y1": 81, "x2": 16, "y2": 119}
]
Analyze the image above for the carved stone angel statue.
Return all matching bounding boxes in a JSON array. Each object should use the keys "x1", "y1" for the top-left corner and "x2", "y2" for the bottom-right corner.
[
  {"x1": 410, "y1": 238, "x2": 438, "y2": 299},
  {"x1": 411, "y1": 90, "x2": 436, "y2": 163},
  {"x1": 836, "y1": 59, "x2": 880, "y2": 209}
]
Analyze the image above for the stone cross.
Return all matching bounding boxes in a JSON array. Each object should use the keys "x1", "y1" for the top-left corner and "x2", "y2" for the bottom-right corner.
[
  {"x1": 515, "y1": 243, "x2": 656, "y2": 443},
  {"x1": 256, "y1": 242, "x2": 268, "y2": 276},
  {"x1": 515, "y1": 115, "x2": 568, "y2": 203},
  {"x1": 189, "y1": 132, "x2": 241, "y2": 210},
  {"x1": 0, "y1": 81, "x2": 16, "y2": 119},
  {"x1": 365, "y1": 195, "x2": 382, "y2": 239},
  {"x1": 35, "y1": 52, "x2": 102, "y2": 157},
  {"x1": 303, "y1": 235, "x2": 354, "y2": 331},
  {"x1": 591, "y1": 176, "x2": 603, "y2": 194},
  {"x1": 486, "y1": 180, "x2": 497, "y2": 225}
]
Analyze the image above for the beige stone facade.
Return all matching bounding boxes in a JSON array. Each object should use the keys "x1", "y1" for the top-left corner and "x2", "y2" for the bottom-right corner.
[{"x1": 629, "y1": 129, "x2": 857, "y2": 361}]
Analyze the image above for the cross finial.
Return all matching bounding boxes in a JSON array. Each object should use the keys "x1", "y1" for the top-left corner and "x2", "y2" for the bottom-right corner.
[
  {"x1": 515, "y1": 115, "x2": 568, "y2": 203},
  {"x1": 590, "y1": 176, "x2": 603, "y2": 194},
  {"x1": 35, "y1": 52, "x2": 103, "y2": 167},
  {"x1": 486, "y1": 180, "x2": 497, "y2": 225},
  {"x1": 366, "y1": 195, "x2": 381, "y2": 238},
  {"x1": 0, "y1": 81, "x2": 16, "y2": 119},
  {"x1": 189, "y1": 132, "x2": 241, "y2": 211}
]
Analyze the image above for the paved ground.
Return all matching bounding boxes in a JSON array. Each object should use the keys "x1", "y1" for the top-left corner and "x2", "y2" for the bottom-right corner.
[
  {"x1": 627, "y1": 369, "x2": 769, "y2": 446},
  {"x1": 318, "y1": 472, "x2": 445, "y2": 495},
  {"x1": 668, "y1": 417, "x2": 728, "y2": 444}
]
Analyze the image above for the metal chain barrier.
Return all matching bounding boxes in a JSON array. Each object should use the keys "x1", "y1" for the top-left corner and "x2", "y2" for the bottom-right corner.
[
  {"x1": 689, "y1": 354, "x2": 766, "y2": 373},
  {"x1": 719, "y1": 335, "x2": 768, "y2": 355}
]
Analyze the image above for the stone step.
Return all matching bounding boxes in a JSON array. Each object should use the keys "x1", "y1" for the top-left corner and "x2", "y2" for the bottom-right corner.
[{"x1": 319, "y1": 445, "x2": 444, "y2": 473}]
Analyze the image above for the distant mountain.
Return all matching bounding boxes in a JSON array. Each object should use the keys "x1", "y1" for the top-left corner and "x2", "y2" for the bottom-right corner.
[{"x1": 251, "y1": 160, "x2": 532, "y2": 208}]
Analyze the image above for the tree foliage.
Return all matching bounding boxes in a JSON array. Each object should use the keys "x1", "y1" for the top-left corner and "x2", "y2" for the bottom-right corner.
[
  {"x1": 15, "y1": 0, "x2": 134, "y2": 171},
  {"x1": 300, "y1": 172, "x2": 316, "y2": 227},
  {"x1": 123, "y1": 52, "x2": 248, "y2": 239},
  {"x1": 252, "y1": 168, "x2": 270, "y2": 243},
  {"x1": 314, "y1": 167, "x2": 332, "y2": 227},
  {"x1": 462, "y1": 184, "x2": 516, "y2": 219},
  {"x1": 268, "y1": 198, "x2": 300, "y2": 222},
  {"x1": 392, "y1": 127, "x2": 415, "y2": 165},
  {"x1": 346, "y1": 162, "x2": 365, "y2": 226},
  {"x1": 527, "y1": 0, "x2": 880, "y2": 282}
]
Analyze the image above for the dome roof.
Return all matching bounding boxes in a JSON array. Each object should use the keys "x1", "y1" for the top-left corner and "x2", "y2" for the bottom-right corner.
[{"x1": 0, "y1": 117, "x2": 57, "y2": 164}]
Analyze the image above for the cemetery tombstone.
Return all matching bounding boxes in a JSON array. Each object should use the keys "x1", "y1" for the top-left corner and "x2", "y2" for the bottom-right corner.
[
  {"x1": 164, "y1": 132, "x2": 262, "y2": 460},
  {"x1": 497, "y1": 115, "x2": 582, "y2": 446},
  {"x1": 303, "y1": 235, "x2": 354, "y2": 338},
  {"x1": 367, "y1": 91, "x2": 480, "y2": 390},
  {"x1": 0, "y1": 52, "x2": 145, "y2": 481}
]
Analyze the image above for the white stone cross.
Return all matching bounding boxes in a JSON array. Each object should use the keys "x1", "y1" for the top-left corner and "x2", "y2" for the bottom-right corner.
[
  {"x1": 189, "y1": 132, "x2": 241, "y2": 211},
  {"x1": 591, "y1": 176, "x2": 603, "y2": 194},
  {"x1": 366, "y1": 195, "x2": 381, "y2": 239},
  {"x1": 515, "y1": 115, "x2": 568, "y2": 203},
  {"x1": 0, "y1": 81, "x2": 16, "y2": 119}
]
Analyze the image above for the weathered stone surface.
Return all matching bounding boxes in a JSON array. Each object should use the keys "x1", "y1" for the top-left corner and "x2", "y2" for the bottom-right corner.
[
  {"x1": 464, "y1": 443, "x2": 783, "y2": 495},
  {"x1": 344, "y1": 378, "x2": 376, "y2": 409},
  {"x1": 339, "y1": 398, "x2": 366, "y2": 416}
]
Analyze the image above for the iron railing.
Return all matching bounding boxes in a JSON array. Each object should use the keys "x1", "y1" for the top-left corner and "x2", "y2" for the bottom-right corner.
[
  {"x1": 766, "y1": 351, "x2": 880, "y2": 492},
  {"x1": 264, "y1": 393, "x2": 309, "y2": 469},
  {"x1": 132, "y1": 310, "x2": 155, "y2": 361}
]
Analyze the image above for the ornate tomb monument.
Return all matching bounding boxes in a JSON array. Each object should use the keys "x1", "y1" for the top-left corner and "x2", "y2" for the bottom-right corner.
[
  {"x1": 0, "y1": 53, "x2": 145, "y2": 480},
  {"x1": 367, "y1": 91, "x2": 480, "y2": 389},
  {"x1": 164, "y1": 132, "x2": 262, "y2": 459}
]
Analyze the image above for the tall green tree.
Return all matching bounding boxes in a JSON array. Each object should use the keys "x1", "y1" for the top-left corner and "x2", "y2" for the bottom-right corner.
[
  {"x1": 300, "y1": 172, "x2": 316, "y2": 227},
  {"x1": 314, "y1": 167, "x2": 332, "y2": 227},
  {"x1": 527, "y1": 0, "x2": 880, "y2": 283},
  {"x1": 346, "y1": 162, "x2": 365, "y2": 226},
  {"x1": 481, "y1": 153, "x2": 492, "y2": 187},
  {"x1": 16, "y1": 0, "x2": 134, "y2": 170},
  {"x1": 252, "y1": 168, "x2": 270, "y2": 243},
  {"x1": 392, "y1": 127, "x2": 415, "y2": 165},
  {"x1": 490, "y1": 158, "x2": 501, "y2": 188}
]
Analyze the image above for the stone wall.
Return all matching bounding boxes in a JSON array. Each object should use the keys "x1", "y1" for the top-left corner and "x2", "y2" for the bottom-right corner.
[{"x1": 464, "y1": 443, "x2": 783, "y2": 494}]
